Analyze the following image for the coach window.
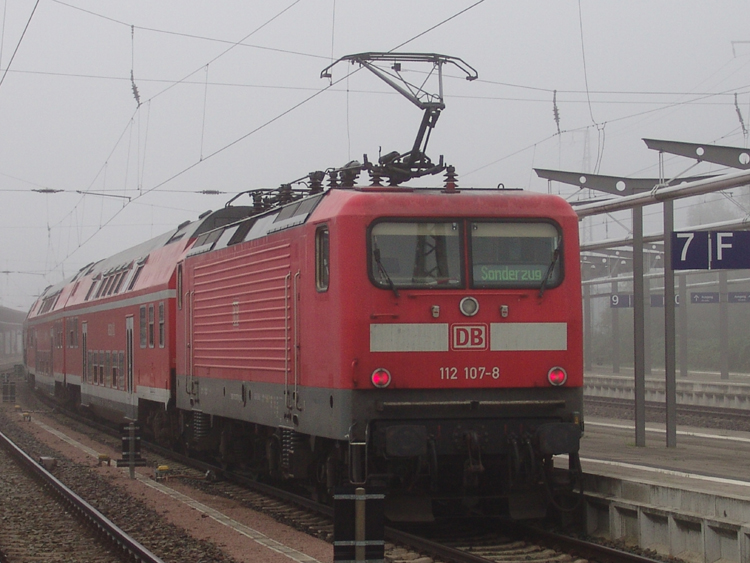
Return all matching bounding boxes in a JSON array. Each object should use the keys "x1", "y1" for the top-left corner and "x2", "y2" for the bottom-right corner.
[
  {"x1": 113, "y1": 270, "x2": 127, "y2": 294},
  {"x1": 158, "y1": 302, "x2": 165, "y2": 348},
  {"x1": 177, "y1": 264, "x2": 183, "y2": 310},
  {"x1": 369, "y1": 221, "x2": 462, "y2": 289},
  {"x1": 316, "y1": 226, "x2": 329, "y2": 292},
  {"x1": 139, "y1": 306, "x2": 147, "y2": 348},
  {"x1": 85, "y1": 280, "x2": 98, "y2": 301},
  {"x1": 148, "y1": 304, "x2": 155, "y2": 348},
  {"x1": 128, "y1": 263, "x2": 145, "y2": 291},
  {"x1": 118, "y1": 351, "x2": 124, "y2": 389},
  {"x1": 469, "y1": 221, "x2": 562, "y2": 289},
  {"x1": 97, "y1": 351, "x2": 104, "y2": 384},
  {"x1": 67, "y1": 317, "x2": 78, "y2": 348}
]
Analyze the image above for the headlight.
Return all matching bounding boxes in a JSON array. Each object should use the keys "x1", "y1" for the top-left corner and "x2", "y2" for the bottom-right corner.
[
  {"x1": 547, "y1": 366, "x2": 567, "y2": 386},
  {"x1": 459, "y1": 296, "x2": 479, "y2": 317},
  {"x1": 371, "y1": 368, "x2": 392, "y2": 388}
]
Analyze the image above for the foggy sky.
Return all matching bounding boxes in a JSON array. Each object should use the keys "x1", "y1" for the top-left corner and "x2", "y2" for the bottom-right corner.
[{"x1": 2, "y1": 0, "x2": 750, "y2": 310}]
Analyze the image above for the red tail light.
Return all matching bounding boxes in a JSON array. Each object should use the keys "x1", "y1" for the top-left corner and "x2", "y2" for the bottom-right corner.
[
  {"x1": 547, "y1": 366, "x2": 567, "y2": 386},
  {"x1": 371, "y1": 368, "x2": 391, "y2": 388}
]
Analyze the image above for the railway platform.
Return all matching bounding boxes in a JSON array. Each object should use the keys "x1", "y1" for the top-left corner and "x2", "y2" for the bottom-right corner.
[{"x1": 574, "y1": 412, "x2": 750, "y2": 563}]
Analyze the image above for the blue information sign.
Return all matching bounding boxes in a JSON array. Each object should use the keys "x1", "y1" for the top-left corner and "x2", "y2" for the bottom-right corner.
[
  {"x1": 691, "y1": 292, "x2": 719, "y2": 304},
  {"x1": 672, "y1": 231, "x2": 750, "y2": 270},
  {"x1": 650, "y1": 294, "x2": 680, "y2": 307},
  {"x1": 729, "y1": 292, "x2": 750, "y2": 303},
  {"x1": 609, "y1": 294, "x2": 679, "y2": 307},
  {"x1": 610, "y1": 293, "x2": 633, "y2": 308}
]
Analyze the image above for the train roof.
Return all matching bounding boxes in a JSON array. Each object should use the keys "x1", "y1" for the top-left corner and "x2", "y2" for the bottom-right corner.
[
  {"x1": 28, "y1": 206, "x2": 255, "y2": 318},
  {"x1": 26, "y1": 184, "x2": 576, "y2": 319},
  {"x1": 184, "y1": 186, "x2": 576, "y2": 258}
]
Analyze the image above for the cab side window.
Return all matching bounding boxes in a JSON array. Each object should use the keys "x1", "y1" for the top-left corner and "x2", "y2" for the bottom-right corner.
[{"x1": 316, "y1": 226, "x2": 329, "y2": 292}]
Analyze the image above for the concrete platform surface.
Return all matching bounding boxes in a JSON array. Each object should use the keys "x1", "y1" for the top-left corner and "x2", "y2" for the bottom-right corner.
[{"x1": 572, "y1": 416, "x2": 750, "y2": 563}]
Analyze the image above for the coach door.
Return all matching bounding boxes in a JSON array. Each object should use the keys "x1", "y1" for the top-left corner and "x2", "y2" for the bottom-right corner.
[
  {"x1": 82, "y1": 322, "x2": 87, "y2": 383},
  {"x1": 50, "y1": 327, "x2": 54, "y2": 378}
]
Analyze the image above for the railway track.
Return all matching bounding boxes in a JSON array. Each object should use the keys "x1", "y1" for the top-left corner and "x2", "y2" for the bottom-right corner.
[
  {"x1": 388, "y1": 521, "x2": 672, "y2": 563},
  {"x1": 585, "y1": 396, "x2": 750, "y2": 431},
  {"x1": 0, "y1": 427, "x2": 163, "y2": 563},
  {"x1": 16, "y1": 388, "x2": 679, "y2": 563}
]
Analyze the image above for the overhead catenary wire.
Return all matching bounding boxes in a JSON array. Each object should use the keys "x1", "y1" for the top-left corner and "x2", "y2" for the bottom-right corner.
[
  {"x1": 50, "y1": 0, "x2": 331, "y2": 62},
  {"x1": 14, "y1": 1, "x2": 749, "y2": 307},
  {"x1": 0, "y1": 0, "x2": 39, "y2": 92},
  {"x1": 40, "y1": 0, "x2": 310, "y2": 272},
  {"x1": 576, "y1": 1, "x2": 606, "y2": 174},
  {"x1": 6, "y1": 65, "x2": 750, "y2": 105},
  {"x1": 145, "y1": 0, "x2": 305, "y2": 105},
  {"x1": 43, "y1": 0, "x2": 490, "y2": 276},
  {"x1": 0, "y1": 0, "x2": 7, "y2": 68},
  {"x1": 200, "y1": 65, "x2": 209, "y2": 161}
]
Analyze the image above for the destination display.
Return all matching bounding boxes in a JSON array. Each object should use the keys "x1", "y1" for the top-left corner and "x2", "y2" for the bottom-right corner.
[{"x1": 474, "y1": 265, "x2": 547, "y2": 283}]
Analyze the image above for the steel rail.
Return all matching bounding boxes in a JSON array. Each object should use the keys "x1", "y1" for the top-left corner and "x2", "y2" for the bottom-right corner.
[
  {"x1": 525, "y1": 524, "x2": 669, "y2": 563},
  {"x1": 586, "y1": 396, "x2": 750, "y2": 421},
  {"x1": 30, "y1": 392, "x2": 669, "y2": 563},
  {"x1": 0, "y1": 428, "x2": 165, "y2": 563}
]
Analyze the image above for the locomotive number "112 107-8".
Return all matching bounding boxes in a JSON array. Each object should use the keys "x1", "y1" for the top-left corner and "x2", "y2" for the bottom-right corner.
[{"x1": 440, "y1": 366, "x2": 501, "y2": 380}]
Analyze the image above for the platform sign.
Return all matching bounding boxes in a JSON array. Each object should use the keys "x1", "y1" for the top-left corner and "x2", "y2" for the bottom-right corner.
[
  {"x1": 650, "y1": 294, "x2": 680, "y2": 307},
  {"x1": 610, "y1": 293, "x2": 633, "y2": 308},
  {"x1": 729, "y1": 292, "x2": 750, "y2": 303},
  {"x1": 672, "y1": 231, "x2": 750, "y2": 270},
  {"x1": 690, "y1": 292, "x2": 719, "y2": 304},
  {"x1": 610, "y1": 294, "x2": 679, "y2": 307}
]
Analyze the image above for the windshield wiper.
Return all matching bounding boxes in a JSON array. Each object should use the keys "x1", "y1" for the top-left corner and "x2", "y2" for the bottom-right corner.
[
  {"x1": 538, "y1": 237, "x2": 562, "y2": 299},
  {"x1": 373, "y1": 246, "x2": 400, "y2": 298}
]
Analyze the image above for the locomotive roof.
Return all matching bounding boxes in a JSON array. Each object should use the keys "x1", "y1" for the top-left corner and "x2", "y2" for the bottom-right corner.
[
  {"x1": 185, "y1": 186, "x2": 576, "y2": 257},
  {"x1": 27, "y1": 184, "x2": 576, "y2": 318}
]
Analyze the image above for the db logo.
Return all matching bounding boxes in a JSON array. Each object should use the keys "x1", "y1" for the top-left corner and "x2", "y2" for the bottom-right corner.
[{"x1": 452, "y1": 324, "x2": 488, "y2": 350}]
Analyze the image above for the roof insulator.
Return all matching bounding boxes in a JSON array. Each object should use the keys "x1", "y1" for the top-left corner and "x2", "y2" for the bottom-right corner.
[
  {"x1": 443, "y1": 165, "x2": 458, "y2": 192},
  {"x1": 309, "y1": 171, "x2": 325, "y2": 194}
]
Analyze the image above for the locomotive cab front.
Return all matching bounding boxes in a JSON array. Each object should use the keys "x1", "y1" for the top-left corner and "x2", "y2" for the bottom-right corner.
[{"x1": 335, "y1": 188, "x2": 584, "y2": 520}]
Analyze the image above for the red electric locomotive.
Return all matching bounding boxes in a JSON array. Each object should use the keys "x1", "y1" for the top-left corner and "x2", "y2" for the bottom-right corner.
[
  {"x1": 24, "y1": 170, "x2": 583, "y2": 519},
  {"x1": 178, "y1": 173, "x2": 583, "y2": 519},
  {"x1": 23, "y1": 52, "x2": 583, "y2": 520}
]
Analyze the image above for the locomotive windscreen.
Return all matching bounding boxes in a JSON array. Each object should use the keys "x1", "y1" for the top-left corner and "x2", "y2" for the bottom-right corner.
[
  {"x1": 369, "y1": 220, "x2": 562, "y2": 290},
  {"x1": 470, "y1": 221, "x2": 561, "y2": 288},
  {"x1": 370, "y1": 222, "x2": 462, "y2": 288}
]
